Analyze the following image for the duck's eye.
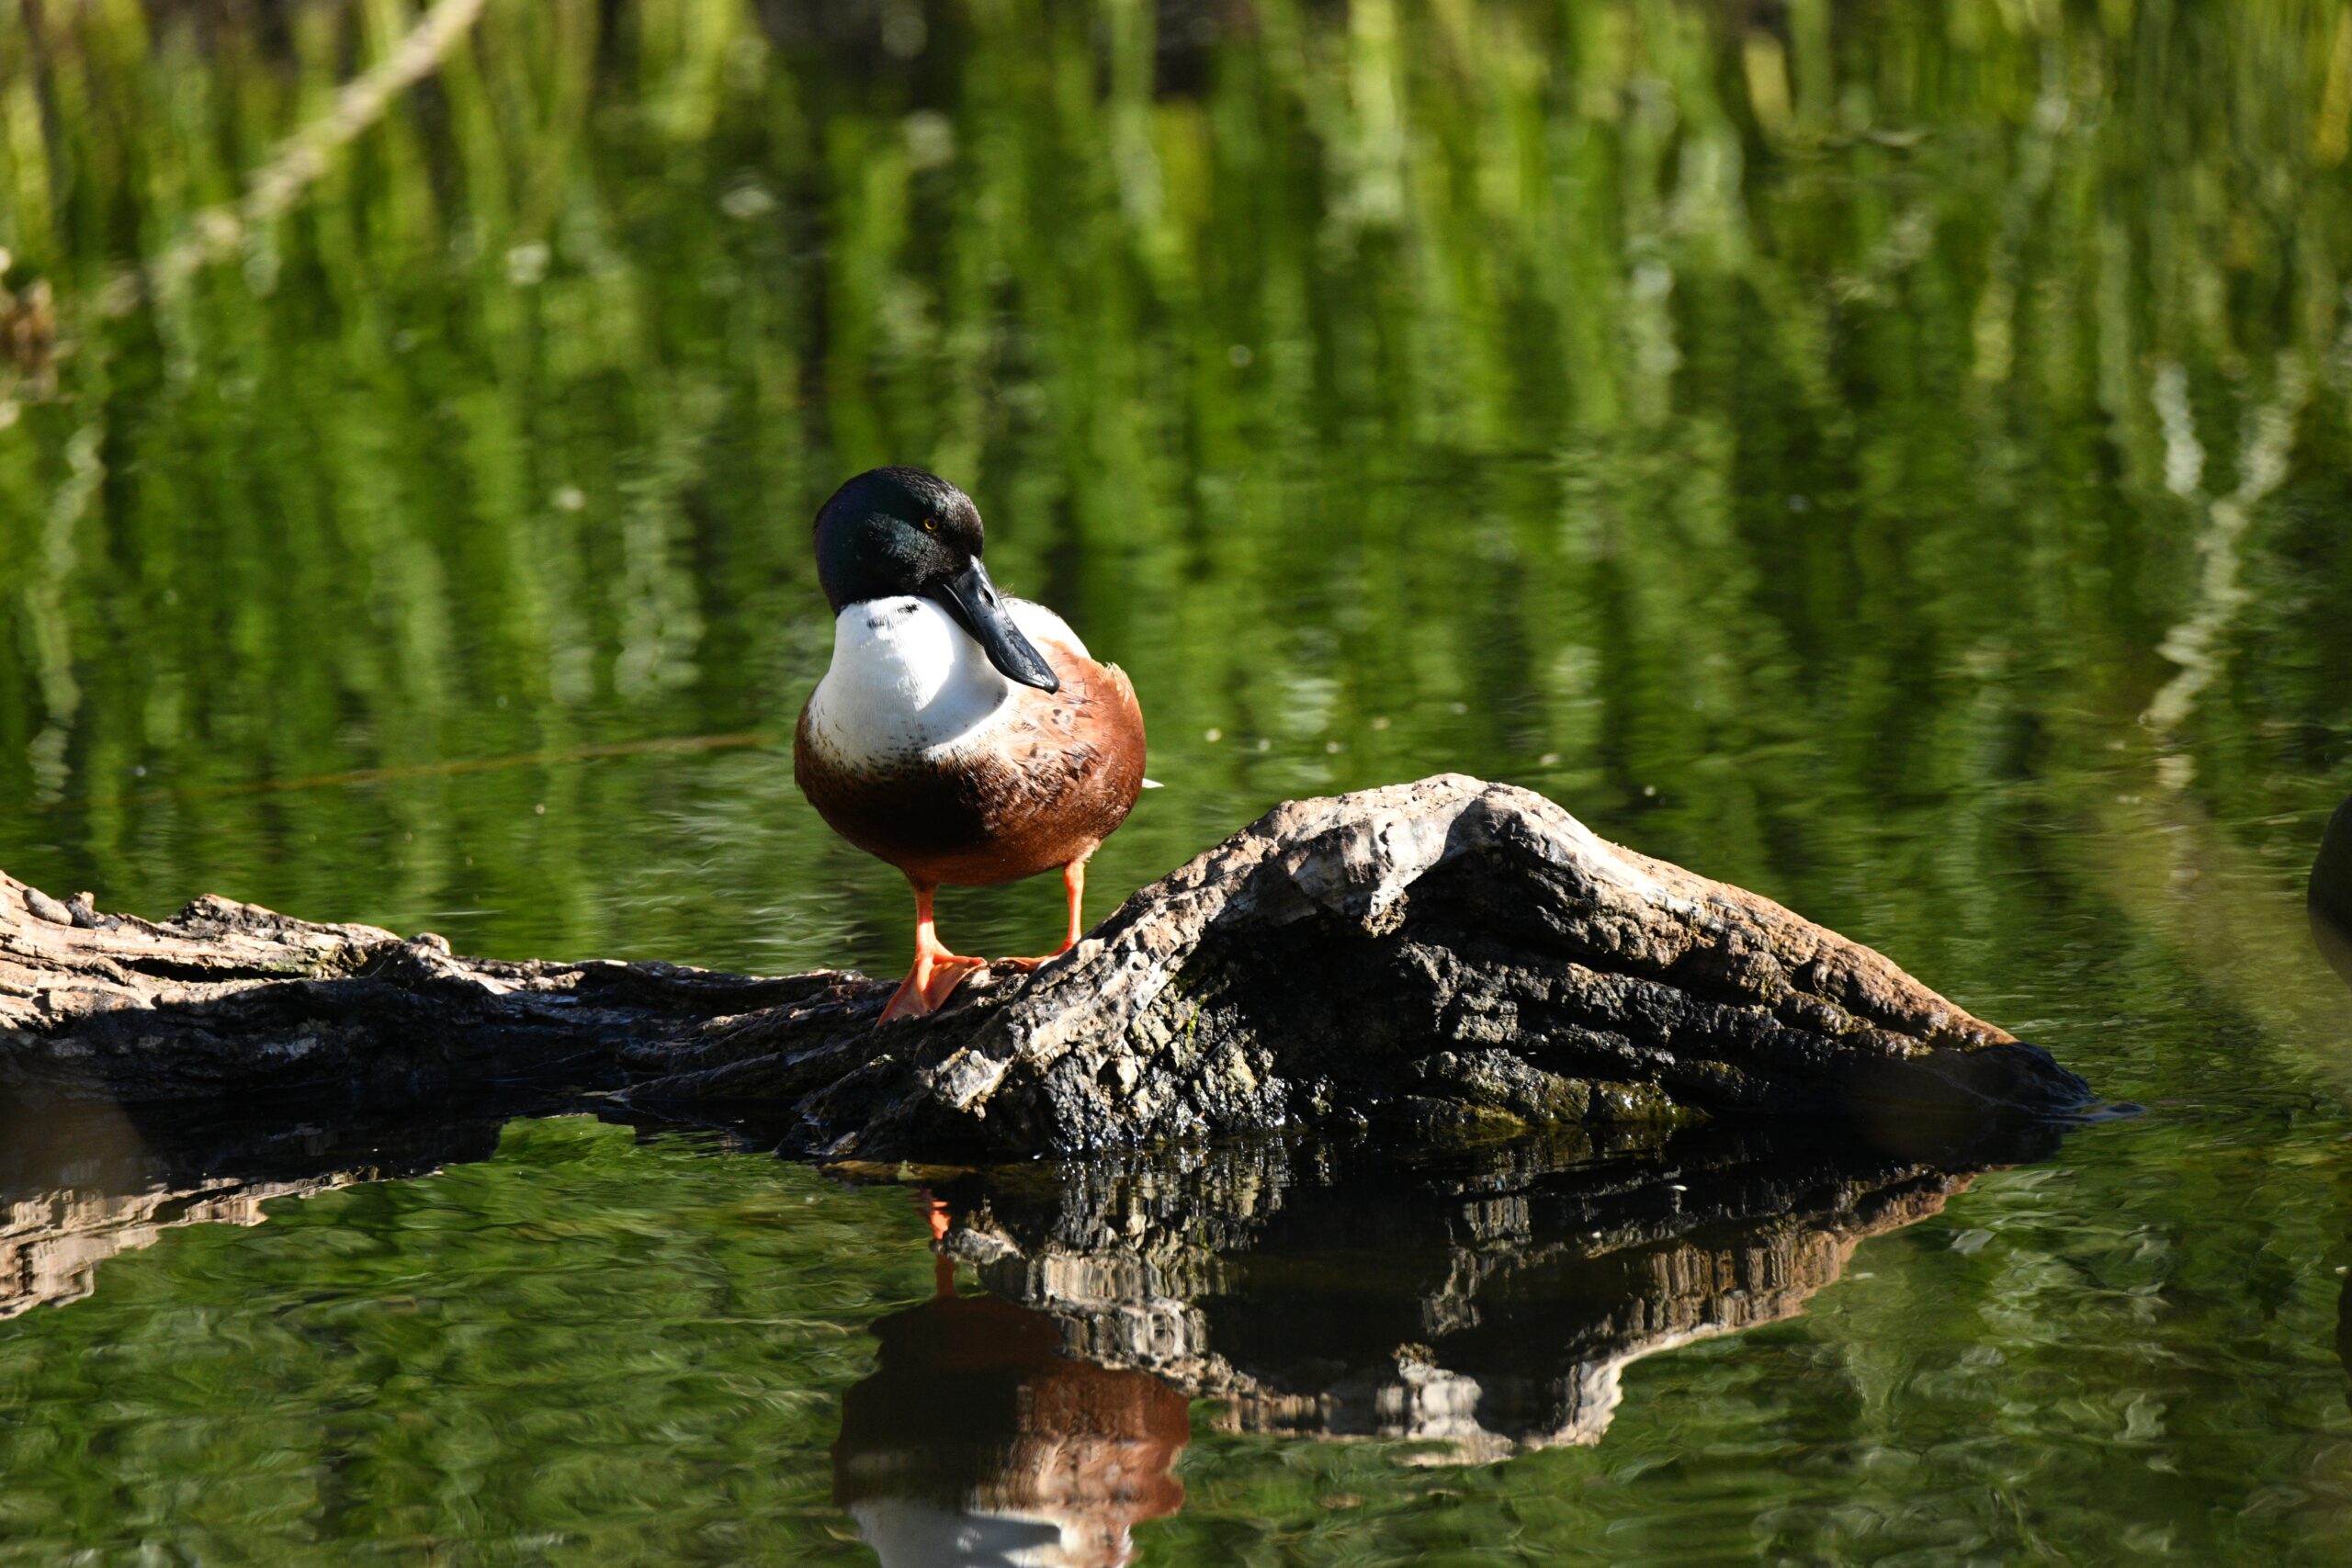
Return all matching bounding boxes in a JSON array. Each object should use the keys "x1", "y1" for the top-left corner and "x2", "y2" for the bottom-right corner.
[{"x1": 922, "y1": 515, "x2": 938, "y2": 532}]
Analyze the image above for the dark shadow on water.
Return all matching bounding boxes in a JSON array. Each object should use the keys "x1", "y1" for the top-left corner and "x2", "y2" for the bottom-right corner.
[
  {"x1": 2310, "y1": 793, "x2": 2352, "y2": 1395},
  {"x1": 2312, "y1": 795, "x2": 2352, "y2": 992},
  {"x1": 912, "y1": 1117, "x2": 2061, "y2": 1461},
  {"x1": 823, "y1": 1112, "x2": 2065, "y2": 1562}
]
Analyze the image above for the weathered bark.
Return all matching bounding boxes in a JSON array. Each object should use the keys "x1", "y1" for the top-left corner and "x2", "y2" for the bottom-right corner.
[
  {"x1": 0, "y1": 873, "x2": 838, "y2": 1102},
  {"x1": 0, "y1": 774, "x2": 2090, "y2": 1157}
]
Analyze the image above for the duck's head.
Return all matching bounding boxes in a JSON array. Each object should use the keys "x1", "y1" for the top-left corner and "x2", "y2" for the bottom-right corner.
[{"x1": 814, "y1": 466, "x2": 1059, "y2": 694}]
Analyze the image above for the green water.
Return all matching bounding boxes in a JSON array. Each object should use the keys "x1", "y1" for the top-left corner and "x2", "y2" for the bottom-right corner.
[{"x1": 4, "y1": 0, "x2": 2352, "y2": 1561}]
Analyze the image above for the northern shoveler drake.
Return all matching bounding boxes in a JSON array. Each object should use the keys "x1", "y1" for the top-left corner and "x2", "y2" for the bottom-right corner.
[{"x1": 794, "y1": 467, "x2": 1148, "y2": 1024}]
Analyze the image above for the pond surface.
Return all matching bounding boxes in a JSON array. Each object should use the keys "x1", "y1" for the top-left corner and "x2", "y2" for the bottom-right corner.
[{"x1": 4, "y1": 1, "x2": 2352, "y2": 1562}]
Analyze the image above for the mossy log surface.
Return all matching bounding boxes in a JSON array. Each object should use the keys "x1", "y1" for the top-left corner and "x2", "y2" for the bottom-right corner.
[{"x1": 0, "y1": 774, "x2": 2089, "y2": 1157}]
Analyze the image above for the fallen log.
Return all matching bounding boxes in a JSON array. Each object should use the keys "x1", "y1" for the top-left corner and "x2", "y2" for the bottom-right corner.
[{"x1": 0, "y1": 774, "x2": 2089, "y2": 1156}]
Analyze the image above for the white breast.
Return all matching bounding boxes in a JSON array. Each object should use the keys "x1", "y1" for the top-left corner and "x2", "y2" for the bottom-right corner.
[{"x1": 805, "y1": 595, "x2": 1086, "y2": 771}]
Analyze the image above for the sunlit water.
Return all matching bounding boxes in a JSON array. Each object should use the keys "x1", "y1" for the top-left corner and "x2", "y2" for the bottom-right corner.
[{"x1": 5, "y1": 2, "x2": 2352, "y2": 1562}]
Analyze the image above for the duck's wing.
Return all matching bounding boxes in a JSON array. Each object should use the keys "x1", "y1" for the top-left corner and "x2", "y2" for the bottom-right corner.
[{"x1": 988, "y1": 611, "x2": 1148, "y2": 844}]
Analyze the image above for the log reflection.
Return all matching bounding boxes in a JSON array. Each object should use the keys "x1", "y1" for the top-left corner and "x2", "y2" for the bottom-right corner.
[
  {"x1": 877, "y1": 1118, "x2": 2055, "y2": 1488},
  {"x1": 0, "y1": 1097, "x2": 511, "y2": 1317},
  {"x1": 0, "y1": 1088, "x2": 2051, "y2": 1538}
]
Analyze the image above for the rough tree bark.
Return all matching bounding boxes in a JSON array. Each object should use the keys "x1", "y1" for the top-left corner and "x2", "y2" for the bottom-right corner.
[{"x1": 0, "y1": 774, "x2": 2089, "y2": 1157}]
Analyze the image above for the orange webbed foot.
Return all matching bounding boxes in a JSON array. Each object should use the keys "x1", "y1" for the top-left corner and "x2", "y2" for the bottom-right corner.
[
  {"x1": 877, "y1": 881, "x2": 989, "y2": 1025},
  {"x1": 879, "y1": 952, "x2": 984, "y2": 1022}
]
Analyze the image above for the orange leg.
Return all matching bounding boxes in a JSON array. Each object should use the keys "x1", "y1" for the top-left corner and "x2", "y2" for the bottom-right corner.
[
  {"x1": 879, "y1": 881, "x2": 985, "y2": 1024},
  {"x1": 916, "y1": 1187, "x2": 956, "y2": 1298},
  {"x1": 992, "y1": 857, "x2": 1089, "y2": 971}
]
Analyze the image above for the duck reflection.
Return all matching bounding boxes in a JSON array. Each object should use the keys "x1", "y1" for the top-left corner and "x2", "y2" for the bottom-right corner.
[{"x1": 831, "y1": 1283, "x2": 1188, "y2": 1568}]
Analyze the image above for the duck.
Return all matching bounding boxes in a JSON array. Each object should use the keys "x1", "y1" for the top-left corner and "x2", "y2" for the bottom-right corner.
[{"x1": 795, "y1": 467, "x2": 1148, "y2": 1024}]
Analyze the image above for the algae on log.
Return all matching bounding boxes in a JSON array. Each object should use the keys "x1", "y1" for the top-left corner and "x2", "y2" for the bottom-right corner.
[{"x1": 0, "y1": 774, "x2": 2089, "y2": 1157}]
